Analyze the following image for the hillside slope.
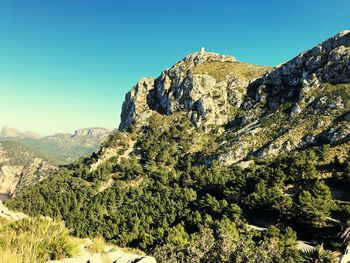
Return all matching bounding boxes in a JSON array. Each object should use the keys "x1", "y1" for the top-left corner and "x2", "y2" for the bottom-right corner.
[
  {"x1": 0, "y1": 141, "x2": 56, "y2": 200},
  {"x1": 7, "y1": 31, "x2": 350, "y2": 263}
]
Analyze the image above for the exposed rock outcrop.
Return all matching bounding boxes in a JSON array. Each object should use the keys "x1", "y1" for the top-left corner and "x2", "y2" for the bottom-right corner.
[
  {"x1": 72, "y1": 127, "x2": 110, "y2": 140},
  {"x1": 216, "y1": 30, "x2": 350, "y2": 164},
  {"x1": 48, "y1": 244, "x2": 157, "y2": 263},
  {"x1": 45, "y1": 127, "x2": 110, "y2": 146}
]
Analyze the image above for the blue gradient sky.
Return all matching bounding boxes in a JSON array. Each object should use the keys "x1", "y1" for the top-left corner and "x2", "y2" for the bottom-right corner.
[{"x1": 0, "y1": 0, "x2": 349, "y2": 135}]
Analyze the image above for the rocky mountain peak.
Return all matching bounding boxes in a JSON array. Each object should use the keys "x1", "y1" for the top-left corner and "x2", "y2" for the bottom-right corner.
[
  {"x1": 170, "y1": 49, "x2": 236, "y2": 72},
  {"x1": 72, "y1": 127, "x2": 110, "y2": 139},
  {"x1": 217, "y1": 30, "x2": 350, "y2": 165},
  {"x1": 119, "y1": 50, "x2": 268, "y2": 131}
]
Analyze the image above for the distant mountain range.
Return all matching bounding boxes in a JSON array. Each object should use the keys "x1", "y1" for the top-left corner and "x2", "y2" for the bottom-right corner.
[
  {"x1": 0, "y1": 126, "x2": 111, "y2": 164},
  {"x1": 0, "y1": 127, "x2": 41, "y2": 139},
  {"x1": 0, "y1": 126, "x2": 111, "y2": 200}
]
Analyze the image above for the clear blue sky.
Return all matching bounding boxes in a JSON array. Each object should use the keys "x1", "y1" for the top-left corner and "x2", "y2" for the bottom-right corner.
[{"x1": 0, "y1": 0, "x2": 349, "y2": 135}]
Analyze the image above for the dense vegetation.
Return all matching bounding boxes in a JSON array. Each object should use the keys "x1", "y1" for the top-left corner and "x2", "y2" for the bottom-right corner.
[{"x1": 6, "y1": 115, "x2": 350, "y2": 262}]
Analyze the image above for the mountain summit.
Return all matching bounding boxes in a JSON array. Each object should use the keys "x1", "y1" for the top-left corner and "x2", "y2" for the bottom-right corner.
[{"x1": 119, "y1": 50, "x2": 270, "y2": 130}]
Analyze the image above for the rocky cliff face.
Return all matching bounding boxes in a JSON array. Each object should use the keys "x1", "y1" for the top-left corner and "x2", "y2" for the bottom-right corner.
[
  {"x1": 119, "y1": 50, "x2": 270, "y2": 131},
  {"x1": 118, "y1": 31, "x2": 350, "y2": 166},
  {"x1": 42, "y1": 127, "x2": 110, "y2": 146}
]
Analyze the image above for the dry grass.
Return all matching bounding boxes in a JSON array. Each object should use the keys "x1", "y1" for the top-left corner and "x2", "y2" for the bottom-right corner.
[
  {"x1": 0, "y1": 247, "x2": 37, "y2": 263},
  {"x1": 191, "y1": 61, "x2": 272, "y2": 82},
  {"x1": 0, "y1": 217, "x2": 78, "y2": 263},
  {"x1": 89, "y1": 236, "x2": 106, "y2": 254}
]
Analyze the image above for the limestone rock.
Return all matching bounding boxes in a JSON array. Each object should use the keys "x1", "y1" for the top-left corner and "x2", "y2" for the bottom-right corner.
[
  {"x1": 218, "y1": 30, "x2": 350, "y2": 165},
  {"x1": 119, "y1": 77, "x2": 156, "y2": 130},
  {"x1": 48, "y1": 238, "x2": 157, "y2": 263}
]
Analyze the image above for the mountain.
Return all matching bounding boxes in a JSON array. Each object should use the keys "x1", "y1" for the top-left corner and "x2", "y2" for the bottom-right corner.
[
  {"x1": 120, "y1": 31, "x2": 350, "y2": 166},
  {"x1": 0, "y1": 126, "x2": 41, "y2": 139},
  {"x1": 0, "y1": 127, "x2": 111, "y2": 164},
  {"x1": 119, "y1": 51, "x2": 271, "y2": 130},
  {"x1": 7, "y1": 31, "x2": 350, "y2": 262}
]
